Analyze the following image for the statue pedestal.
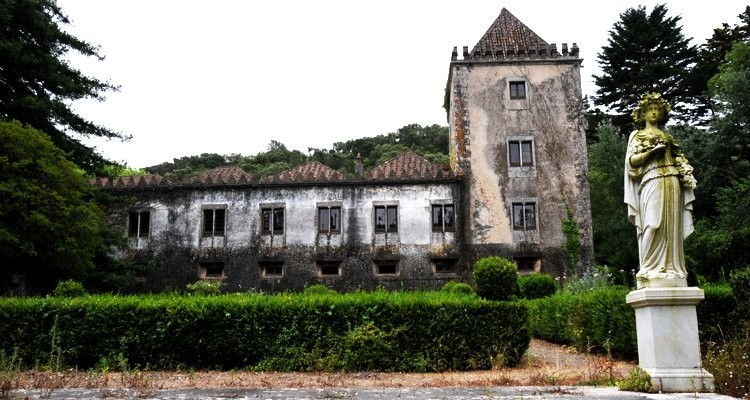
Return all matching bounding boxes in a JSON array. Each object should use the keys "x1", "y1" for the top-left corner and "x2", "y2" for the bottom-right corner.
[{"x1": 626, "y1": 287, "x2": 714, "y2": 392}]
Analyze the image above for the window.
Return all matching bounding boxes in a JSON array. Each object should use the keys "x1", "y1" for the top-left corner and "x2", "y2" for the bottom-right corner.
[
  {"x1": 512, "y1": 202, "x2": 537, "y2": 230},
  {"x1": 199, "y1": 261, "x2": 224, "y2": 279},
  {"x1": 374, "y1": 260, "x2": 399, "y2": 275},
  {"x1": 509, "y1": 81, "x2": 526, "y2": 99},
  {"x1": 260, "y1": 261, "x2": 284, "y2": 277},
  {"x1": 202, "y1": 208, "x2": 226, "y2": 237},
  {"x1": 515, "y1": 257, "x2": 540, "y2": 273},
  {"x1": 318, "y1": 206, "x2": 341, "y2": 233},
  {"x1": 433, "y1": 258, "x2": 457, "y2": 274},
  {"x1": 509, "y1": 140, "x2": 534, "y2": 167},
  {"x1": 317, "y1": 261, "x2": 341, "y2": 276},
  {"x1": 432, "y1": 204, "x2": 456, "y2": 232},
  {"x1": 374, "y1": 205, "x2": 398, "y2": 233},
  {"x1": 261, "y1": 207, "x2": 284, "y2": 234},
  {"x1": 128, "y1": 211, "x2": 150, "y2": 238}
]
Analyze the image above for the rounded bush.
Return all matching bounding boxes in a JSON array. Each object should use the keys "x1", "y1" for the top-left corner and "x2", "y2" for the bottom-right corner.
[
  {"x1": 472, "y1": 256, "x2": 519, "y2": 301},
  {"x1": 303, "y1": 284, "x2": 336, "y2": 295},
  {"x1": 518, "y1": 273, "x2": 557, "y2": 299},
  {"x1": 441, "y1": 281, "x2": 474, "y2": 295},
  {"x1": 185, "y1": 279, "x2": 222, "y2": 295},
  {"x1": 53, "y1": 279, "x2": 87, "y2": 297}
]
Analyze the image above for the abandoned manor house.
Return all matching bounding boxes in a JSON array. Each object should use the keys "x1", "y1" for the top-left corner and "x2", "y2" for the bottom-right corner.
[{"x1": 94, "y1": 8, "x2": 594, "y2": 292}]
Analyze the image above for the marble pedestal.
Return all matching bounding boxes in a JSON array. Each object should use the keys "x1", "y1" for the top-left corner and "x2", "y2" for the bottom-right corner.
[{"x1": 626, "y1": 287, "x2": 714, "y2": 393}]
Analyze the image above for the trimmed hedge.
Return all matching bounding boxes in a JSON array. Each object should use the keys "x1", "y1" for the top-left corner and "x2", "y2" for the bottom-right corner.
[
  {"x1": 526, "y1": 285, "x2": 739, "y2": 360},
  {"x1": 0, "y1": 291, "x2": 529, "y2": 372},
  {"x1": 472, "y1": 256, "x2": 519, "y2": 301},
  {"x1": 518, "y1": 273, "x2": 557, "y2": 299}
]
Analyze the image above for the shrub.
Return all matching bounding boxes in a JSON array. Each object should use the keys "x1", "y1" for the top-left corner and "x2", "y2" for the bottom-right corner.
[
  {"x1": 617, "y1": 367, "x2": 654, "y2": 393},
  {"x1": 53, "y1": 280, "x2": 88, "y2": 297},
  {"x1": 472, "y1": 256, "x2": 519, "y2": 301},
  {"x1": 303, "y1": 284, "x2": 336, "y2": 295},
  {"x1": 703, "y1": 327, "x2": 750, "y2": 398},
  {"x1": 518, "y1": 273, "x2": 556, "y2": 299},
  {"x1": 185, "y1": 280, "x2": 222, "y2": 295},
  {"x1": 441, "y1": 281, "x2": 474, "y2": 296},
  {"x1": 729, "y1": 267, "x2": 750, "y2": 325}
]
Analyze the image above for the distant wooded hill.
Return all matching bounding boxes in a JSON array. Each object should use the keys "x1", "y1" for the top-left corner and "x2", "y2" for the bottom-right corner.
[{"x1": 143, "y1": 124, "x2": 449, "y2": 179}]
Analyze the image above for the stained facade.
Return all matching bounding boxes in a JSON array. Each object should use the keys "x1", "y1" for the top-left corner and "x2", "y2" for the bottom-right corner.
[{"x1": 96, "y1": 8, "x2": 593, "y2": 292}]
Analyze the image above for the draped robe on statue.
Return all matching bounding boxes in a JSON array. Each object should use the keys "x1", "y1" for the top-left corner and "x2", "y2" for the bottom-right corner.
[{"x1": 624, "y1": 130, "x2": 695, "y2": 286}]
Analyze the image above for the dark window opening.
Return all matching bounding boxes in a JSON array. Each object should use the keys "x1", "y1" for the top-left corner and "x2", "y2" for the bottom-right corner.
[
  {"x1": 260, "y1": 261, "x2": 284, "y2": 277},
  {"x1": 200, "y1": 261, "x2": 224, "y2": 279},
  {"x1": 317, "y1": 261, "x2": 341, "y2": 276},
  {"x1": 375, "y1": 260, "x2": 399, "y2": 275},
  {"x1": 262, "y1": 208, "x2": 284, "y2": 234},
  {"x1": 509, "y1": 81, "x2": 526, "y2": 99},
  {"x1": 515, "y1": 257, "x2": 540, "y2": 273},
  {"x1": 431, "y1": 204, "x2": 456, "y2": 232},
  {"x1": 318, "y1": 206, "x2": 341, "y2": 233},
  {"x1": 509, "y1": 140, "x2": 534, "y2": 167},
  {"x1": 374, "y1": 205, "x2": 398, "y2": 233},
  {"x1": 433, "y1": 259, "x2": 458, "y2": 274},
  {"x1": 203, "y1": 208, "x2": 226, "y2": 237},
  {"x1": 128, "y1": 211, "x2": 151, "y2": 238},
  {"x1": 512, "y1": 202, "x2": 537, "y2": 230}
]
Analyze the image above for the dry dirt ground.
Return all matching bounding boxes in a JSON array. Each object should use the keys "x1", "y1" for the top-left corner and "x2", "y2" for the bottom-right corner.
[{"x1": 15, "y1": 339, "x2": 637, "y2": 391}]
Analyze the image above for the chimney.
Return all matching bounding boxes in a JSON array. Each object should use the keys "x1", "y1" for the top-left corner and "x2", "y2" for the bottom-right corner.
[{"x1": 355, "y1": 153, "x2": 365, "y2": 177}]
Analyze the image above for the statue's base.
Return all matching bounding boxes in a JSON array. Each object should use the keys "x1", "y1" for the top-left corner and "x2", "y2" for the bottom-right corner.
[{"x1": 626, "y1": 287, "x2": 714, "y2": 392}]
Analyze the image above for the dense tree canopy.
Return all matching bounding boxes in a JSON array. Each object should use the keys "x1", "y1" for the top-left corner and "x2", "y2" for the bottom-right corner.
[
  {"x1": 0, "y1": 121, "x2": 105, "y2": 293},
  {"x1": 593, "y1": 4, "x2": 699, "y2": 132},
  {"x1": 0, "y1": 0, "x2": 126, "y2": 172}
]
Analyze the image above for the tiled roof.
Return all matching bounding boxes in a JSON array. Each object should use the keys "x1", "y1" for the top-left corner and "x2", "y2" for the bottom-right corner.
[
  {"x1": 473, "y1": 8, "x2": 548, "y2": 53},
  {"x1": 366, "y1": 151, "x2": 452, "y2": 181},
  {"x1": 188, "y1": 166, "x2": 254, "y2": 185},
  {"x1": 263, "y1": 161, "x2": 348, "y2": 184},
  {"x1": 90, "y1": 174, "x2": 167, "y2": 188}
]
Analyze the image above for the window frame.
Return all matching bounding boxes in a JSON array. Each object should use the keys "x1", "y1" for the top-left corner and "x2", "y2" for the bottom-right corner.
[
  {"x1": 512, "y1": 201, "x2": 537, "y2": 230},
  {"x1": 509, "y1": 81, "x2": 526, "y2": 100},
  {"x1": 374, "y1": 259, "x2": 399, "y2": 276},
  {"x1": 508, "y1": 139, "x2": 534, "y2": 167},
  {"x1": 199, "y1": 261, "x2": 225, "y2": 279},
  {"x1": 128, "y1": 210, "x2": 151, "y2": 238},
  {"x1": 317, "y1": 260, "x2": 342, "y2": 277},
  {"x1": 260, "y1": 260, "x2": 284, "y2": 278},
  {"x1": 261, "y1": 207, "x2": 285, "y2": 235},
  {"x1": 318, "y1": 205, "x2": 342, "y2": 234},
  {"x1": 202, "y1": 206, "x2": 226, "y2": 237},
  {"x1": 374, "y1": 204, "x2": 398, "y2": 233},
  {"x1": 431, "y1": 203, "x2": 456, "y2": 232}
]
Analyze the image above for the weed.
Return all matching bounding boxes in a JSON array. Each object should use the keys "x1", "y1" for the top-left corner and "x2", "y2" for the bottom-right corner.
[
  {"x1": 0, "y1": 349, "x2": 21, "y2": 399},
  {"x1": 616, "y1": 367, "x2": 654, "y2": 393},
  {"x1": 702, "y1": 328, "x2": 750, "y2": 398}
]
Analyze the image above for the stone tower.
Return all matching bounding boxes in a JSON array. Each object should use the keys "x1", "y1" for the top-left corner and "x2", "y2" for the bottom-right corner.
[{"x1": 447, "y1": 8, "x2": 593, "y2": 275}]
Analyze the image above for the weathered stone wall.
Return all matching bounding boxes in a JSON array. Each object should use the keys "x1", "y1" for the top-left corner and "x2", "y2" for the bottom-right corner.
[
  {"x1": 115, "y1": 182, "x2": 467, "y2": 292},
  {"x1": 448, "y1": 58, "x2": 594, "y2": 274}
]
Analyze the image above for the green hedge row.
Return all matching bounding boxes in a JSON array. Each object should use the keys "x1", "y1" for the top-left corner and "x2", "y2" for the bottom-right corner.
[
  {"x1": 0, "y1": 291, "x2": 530, "y2": 372},
  {"x1": 526, "y1": 285, "x2": 738, "y2": 360}
]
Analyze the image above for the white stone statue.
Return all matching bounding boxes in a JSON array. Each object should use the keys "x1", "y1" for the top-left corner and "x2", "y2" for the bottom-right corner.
[{"x1": 624, "y1": 93, "x2": 697, "y2": 288}]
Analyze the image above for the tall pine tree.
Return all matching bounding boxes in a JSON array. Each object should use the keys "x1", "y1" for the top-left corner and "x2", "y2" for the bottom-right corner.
[
  {"x1": 0, "y1": 0, "x2": 126, "y2": 173},
  {"x1": 593, "y1": 4, "x2": 699, "y2": 133}
]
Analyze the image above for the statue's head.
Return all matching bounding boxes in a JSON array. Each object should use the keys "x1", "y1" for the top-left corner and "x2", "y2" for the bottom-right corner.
[{"x1": 632, "y1": 92, "x2": 671, "y2": 128}]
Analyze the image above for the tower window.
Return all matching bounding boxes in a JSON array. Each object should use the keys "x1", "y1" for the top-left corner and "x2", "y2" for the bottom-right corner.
[
  {"x1": 318, "y1": 206, "x2": 341, "y2": 233},
  {"x1": 512, "y1": 202, "x2": 537, "y2": 230},
  {"x1": 432, "y1": 204, "x2": 456, "y2": 232},
  {"x1": 509, "y1": 81, "x2": 526, "y2": 99},
  {"x1": 509, "y1": 140, "x2": 534, "y2": 167},
  {"x1": 202, "y1": 207, "x2": 226, "y2": 237},
  {"x1": 374, "y1": 205, "x2": 398, "y2": 233},
  {"x1": 261, "y1": 207, "x2": 284, "y2": 234}
]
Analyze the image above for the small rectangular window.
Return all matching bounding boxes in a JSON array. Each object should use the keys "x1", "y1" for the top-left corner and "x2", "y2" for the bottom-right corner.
[
  {"x1": 128, "y1": 211, "x2": 150, "y2": 238},
  {"x1": 199, "y1": 261, "x2": 224, "y2": 279},
  {"x1": 374, "y1": 205, "x2": 398, "y2": 233},
  {"x1": 431, "y1": 204, "x2": 456, "y2": 232},
  {"x1": 509, "y1": 140, "x2": 534, "y2": 167},
  {"x1": 318, "y1": 206, "x2": 341, "y2": 233},
  {"x1": 509, "y1": 81, "x2": 526, "y2": 99},
  {"x1": 512, "y1": 202, "x2": 537, "y2": 230},
  {"x1": 317, "y1": 261, "x2": 341, "y2": 276},
  {"x1": 433, "y1": 259, "x2": 458, "y2": 274},
  {"x1": 262, "y1": 207, "x2": 284, "y2": 234},
  {"x1": 203, "y1": 208, "x2": 226, "y2": 237},
  {"x1": 260, "y1": 261, "x2": 284, "y2": 277},
  {"x1": 375, "y1": 260, "x2": 399, "y2": 275}
]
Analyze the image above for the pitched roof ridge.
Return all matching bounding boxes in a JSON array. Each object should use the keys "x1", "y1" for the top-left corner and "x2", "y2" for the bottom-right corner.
[{"x1": 472, "y1": 7, "x2": 548, "y2": 54}]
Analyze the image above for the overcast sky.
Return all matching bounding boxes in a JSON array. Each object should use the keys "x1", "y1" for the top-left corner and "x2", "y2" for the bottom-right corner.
[{"x1": 57, "y1": 1, "x2": 746, "y2": 169}]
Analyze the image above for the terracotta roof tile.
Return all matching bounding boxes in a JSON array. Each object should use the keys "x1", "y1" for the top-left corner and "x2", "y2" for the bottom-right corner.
[
  {"x1": 90, "y1": 174, "x2": 167, "y2": 188},
  {"x1": 189, "y1": 166, "x2": 254, "y2": 185},
  {"x1": 268, "y1": 161, "x2": 348, "y2": 184},
  {"x1": 472, "y1": 8, "x2": 549, "y2": 57},
  {"x1": 366, "y1": 151, "x2": 452, "y2": 181}
]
